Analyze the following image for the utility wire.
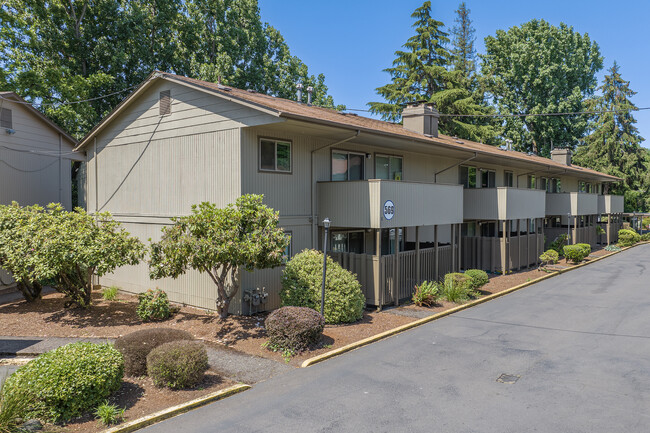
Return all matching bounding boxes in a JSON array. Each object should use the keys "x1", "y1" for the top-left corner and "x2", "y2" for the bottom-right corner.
[
  {"x1": 343, "y1": 106, "x2": 650, "y2": 118},
  {"x1": 0, "y1": 144, "x2": 79, "y2": 157},
  {"x1": 0, "y1": 85, "x2": 138, "y2": 107}
]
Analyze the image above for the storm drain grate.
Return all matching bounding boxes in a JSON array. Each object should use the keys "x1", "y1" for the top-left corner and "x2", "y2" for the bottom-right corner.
[{"x1": 496, "y1": 373, "x2": 520, "y2": 384}]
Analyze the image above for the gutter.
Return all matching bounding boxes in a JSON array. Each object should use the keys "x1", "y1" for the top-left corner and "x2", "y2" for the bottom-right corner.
[{"x1": 310, "y1": 130, "x2": 361, "y2": 248}]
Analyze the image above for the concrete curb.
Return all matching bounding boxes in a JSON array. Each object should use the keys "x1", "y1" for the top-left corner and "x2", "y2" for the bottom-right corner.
[
  {"x1": 301, "y1": 243, "x2": 640, "y2": 368},
  {"x1": 101, "y1": 384, "x2": 251, "y2": 433}
]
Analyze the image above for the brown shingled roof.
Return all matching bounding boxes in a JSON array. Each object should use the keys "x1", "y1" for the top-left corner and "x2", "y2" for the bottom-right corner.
[{"x1": 163, "y1": 73, "x2": 620, "y2": 182}]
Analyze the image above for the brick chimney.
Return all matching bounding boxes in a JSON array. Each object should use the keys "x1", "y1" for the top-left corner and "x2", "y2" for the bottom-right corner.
[
  {"x1": 402, "y1": 103, "x2": 440, "y2": 137},
  {"x1": 550, "y1": 148, "x2": 572, "y2": 166}
]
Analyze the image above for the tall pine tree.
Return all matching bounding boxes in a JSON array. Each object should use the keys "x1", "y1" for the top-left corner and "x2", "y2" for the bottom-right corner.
[
  {"x1": 450, "y1": 2, "x2": 476, "y2": 78},
  {"x1": 573, "y1": 62, "x2": 648, "y2": 211},
  {"x1": 368, "y1": 1, "x2": 498, "y2": 144}
]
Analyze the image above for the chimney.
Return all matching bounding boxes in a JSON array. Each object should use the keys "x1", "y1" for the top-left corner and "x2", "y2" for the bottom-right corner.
[
  {"x1": 550, "y1": 148, "x2": 572, "y2": 166},
  {"x1": 401, "y1": 103, "x2": 440, "y2": 137},
  {"x1": 306, "y1": 86, "x2": 313, "y2": 105},
  {"x1": 296, "y1": 83, "x2": 304, "y2": 103}
]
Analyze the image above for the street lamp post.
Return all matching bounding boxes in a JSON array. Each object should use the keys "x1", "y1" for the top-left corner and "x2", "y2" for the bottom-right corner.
[
  {"x1": 321, "y1": 218, "x2": 331, "y2": 316},
  {"x1": 567, "y1": 212, "x2": 571, "y2": 244}
]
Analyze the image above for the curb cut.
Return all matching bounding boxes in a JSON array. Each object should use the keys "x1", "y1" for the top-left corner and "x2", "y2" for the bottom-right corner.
[
  {"x1": 101, "y1": 383, "x2": 250, "y2": 433},
  {"x1": 301, "y1": 243, "x2": 640, "y2": 368}
]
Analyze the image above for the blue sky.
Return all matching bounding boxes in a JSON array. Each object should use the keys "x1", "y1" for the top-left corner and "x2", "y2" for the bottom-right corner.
[{"x1": 258, "y1": 0, "x2": 650, "y2": 147}]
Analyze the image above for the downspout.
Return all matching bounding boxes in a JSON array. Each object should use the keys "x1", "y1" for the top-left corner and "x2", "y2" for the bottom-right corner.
[
  {"x1": 94, "y1": 137, "x2": 98, "y2": 215},
  {"x1": 434, "y1": 152, "x2": 477, "y2": 183},
  {"x1": 310, "y1": 130, "x2": 361, "y2": 248},
  {"x1": 58, "y1": 133, "x2": 62, "y2": 205}
]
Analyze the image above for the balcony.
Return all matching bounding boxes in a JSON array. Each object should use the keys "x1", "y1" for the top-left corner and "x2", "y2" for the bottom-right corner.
[
  {"x1": 463, "y1": 187, "x2": 546, "y2": 221},
  {"x1": 597, "y1": 195, "x2": 624, "y2": 214},
  {"x1": 317, "y1": 180, "x2": 463, "y2": 228},
  {"x1": 546, "y1": 192, "x2": 598, "y2": 216}
]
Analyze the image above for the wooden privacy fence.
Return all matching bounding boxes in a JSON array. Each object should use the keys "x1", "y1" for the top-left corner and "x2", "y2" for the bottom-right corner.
[
  {"x1": 330, "y1": 245, "x2": 458, "y2": 307},
  {"x1": 462, "y1": 234, "x2": 544, "y2": 273}
]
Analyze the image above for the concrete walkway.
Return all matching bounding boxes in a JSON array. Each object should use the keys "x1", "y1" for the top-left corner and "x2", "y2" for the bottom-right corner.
[{"x1": 0, "y1": 336, "x2": 291, "y2": 386}]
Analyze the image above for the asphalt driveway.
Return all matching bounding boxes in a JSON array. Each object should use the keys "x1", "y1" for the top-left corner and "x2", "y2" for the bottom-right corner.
[{"x1": 142, "y1": 245, "x2": 650, "y2": 433}]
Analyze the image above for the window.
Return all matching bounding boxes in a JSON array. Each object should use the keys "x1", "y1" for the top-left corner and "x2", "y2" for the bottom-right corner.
[
  {"x1": 331, "y1": 231, "x2": 364, "y2": 254},
  {"x1": 550, "y1": 178, "x2": 561, "y2": 193},
  {"x1": 260, "y1": 139, "x2": 291, "y2": 172},
  {"x1": 504, "y1": 171, "x2": 514, "y2": 187},
  {"x1": 481, "y1": 222, "x2": 496, "y2": 237},
  {"x1": 381, "y1": 228, "x2": 403, "y2": 255},
  {"x1": 159, "y1": 90, "x2": 171, "y2": 115},
  {"x1": 332, "y1": 151, "x2": 364, "y2": 181},
  {"x1": 480, "y1": 169, "x2": 496, "y2": 188},
  {"x1": 375, "y1": 155, "x2": 403, "y2": 180},
  {"x1": 579, "y1": 181, "x2": 585, "y2": 192},
  {"x1": 527, "y1": 175, "x2": 536, "y2": 189},
  {"x1": 283, "y1": 232, "x2": 292, "y2": 262},
  {"x1": 538, "y1": 177, "x2": 549, "y2": 192},
  {"x1": 460, "y1": 166, "x2": 477, "y2": 188},
  {"x1": 461, "y1": 222, "x2": 477, "y2": 237},
  {"x1": 0, "y1": 108, "x2": 12, "y2": 128}
]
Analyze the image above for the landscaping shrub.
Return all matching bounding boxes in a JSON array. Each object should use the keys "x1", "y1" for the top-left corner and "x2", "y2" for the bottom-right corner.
[
  {"x1": 641, "y1": 233, "x2": 650, "y2": 242},
  {"x1": 575, "y1": 243, "x2": 592, "y2": 257},
  {"x1": 464, "y1": 269, "x2": 489, "y2": 289},
  {"x1": 146, "y1": 341, "x2": 209, "y2": 389},
  {"x1": 265, "y1": 306, "x2": 325, "y2": 353},
  {"x1": 563, "y1": 245, "x2": 589, "y2": 264},
  {"x1": 136, "y1": 288, "x2": 171, "y2": 322},
  {"x1": 114, "y1": 328, "x2": 194, "y2": 377},
  {"x1": 618, "y1": 229, "x2": 640, "y2": 247},
  {"x1": 95, "y1": 401, "x2": 125, "y2": 426},
  {"x1": 549, "y1": 234, "x2": 568, "y2": 255},
  {"x1": 102, "y1": 286, "x2": 119, "y2": 301},
  {"x1": 280, "y1": 249, "x2": 365, "y2": 324},
  {"x1": 412, "y1": 281, "x2": 440, "y2": 307},
  {"x1": 539, "y1": 249, "x2": 559, "y2": 265},
  {"x1": 1, "y1": 343, "x2": 123, "y2": 422},
  {"x1": 442, "y1": 273, "x2": 476, "y2": 303}
]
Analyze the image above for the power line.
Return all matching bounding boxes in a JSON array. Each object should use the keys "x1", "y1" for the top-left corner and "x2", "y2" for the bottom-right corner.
[
  {"x1": 0, "y1": 85, "x2": 139, "y2": 107},
  {"x1": 0, "y1": 144, "x2": 79, "y2": 157},
  {"x1": 343, "y1": 106, "x2": 650, "y2": 118}
]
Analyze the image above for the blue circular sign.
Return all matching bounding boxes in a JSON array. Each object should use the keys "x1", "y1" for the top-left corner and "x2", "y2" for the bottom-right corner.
[{"x1": 383, "y1": 200, "x2": 395, "y2": 220}]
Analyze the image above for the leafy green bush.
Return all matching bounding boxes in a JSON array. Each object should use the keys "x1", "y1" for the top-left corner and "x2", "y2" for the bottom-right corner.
[
  {"x1": 102, "y1": 286, "x2": 119, "y2": 301},
  {"x1": 136, "y1": 288, "x2": 171, "y2": 322},
  {"x1": 281, "y1": 249, "x2": 365, "y2": 324},
  {"x1": 442, "y1": 273, "x2": 476, "y2": 303},
  {"x1": 2, "y1": 343, "x2": 123, "y2": 422},
  {"x1": 114, "y1": 328, "x2": 194, "y2": 377},
  {"x1": 539, "y1": 249, "x2": 559, "y2": 265},
  {"x1": 265, "y1": 306, "x2": 325, "y2": 354},
  {"x1": 597, "y1": 226, "x2": 606, "y2": 235},
  {"x1": 412, "y1": 281, "x2": 440, "y2": 307},
  {"x1": 618, "y1": 229, "x2": 640, "y2": 247},
  {"x1": 95, "y1": 401, "x2": 125, "y2": 426},
  {"x1": 563, "y1": 245, "x2": 588, "y2": 264},
  {"x1": 549, "y1": 234, "x2": 568, "y2": 256},
  {"x1": 641, "y1": 233, "x2": 650, "y2": 242},
  {"x1": 146, "y1": 341, "x2": 209, "y2": 389},
  {"x1": 575, "y1": 243, "x2": 591, "y2": 257},
  {"x1": 464, "y1": 269, "x2": 489, "y2": 289}
]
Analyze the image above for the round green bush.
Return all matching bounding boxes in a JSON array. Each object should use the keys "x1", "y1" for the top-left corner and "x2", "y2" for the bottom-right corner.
[
  {"x1": 464, "y1": 269, "x2": 488, "y2": 289},
  {"x1": 136, "y1": 288, "x2": 171, "y2": 322},
  {"x1": 2, "y1": 342, "x2": 124, "y2": 422},
  {"x1": 280, "y1": 249, "x2": 365, "y2": 324},
  {"x1": 575, "y1": 243, "x2": 591, "y2": 257},
  {"x1": 114, "y1": 328, "x2": 194, "y2": 376},
  {"x1": 539, "y1": 249, "x2": 559, "y2": 265},
  {"x1": 618, "y1": 229, "x2": 640, "y2": 247},
  {"x1": 265, "y1": 306, "x2": 325, "y2": 353},
  {"x1": 563, "y1": 245, "x2": 588, "y2": 264},
  {"x1": 146, "y1": 340, "x2": 209, "y2": 389}
]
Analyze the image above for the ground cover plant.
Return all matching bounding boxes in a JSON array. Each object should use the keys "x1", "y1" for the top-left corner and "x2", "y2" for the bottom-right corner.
[
  {"x1": 147, "y1": 341, "x2": 209, "y2": 390},
  {"x1": 539, "y1": 249, "x2": 559, "y2": 266},
  {"x1": 149, "y1": 195, "x2": 289, "y2": 319},
  {"x1": 464, "y1": 269, "x2": 489, "y2": 289},
  {"x1": 136, "y1": 288, "x2": 171, "y2": 321},
  {"x1": 412, "y1": 281, "x2": 440, "y2": 307},
  {"x1": 0, "y1": 202, "x2": 144, "y2": 307},
  {"x1": 618, "y1": 229, "x2": 640, "y2": 247},
  {"x1": 95, "y1": 401, "x2": 125, "y2": 426},
  {"x1": 264, "y1": 306, "x2": 325, "y2": 357},
  {"x1": 2, "y1": 342, "x2": 123, "y2": 422},
  {"x1": 280, "y1": 249, "x2": 365, "y2": 324},
  {"x1": 102, "y1": 286, "x2": 119, "y2": 301},
  {"x1": 442, "y1": 273, "x2": 477, "y2": 303},
  {"x1": 114, "y1": 328, "x2": 194, "y2": 377}
]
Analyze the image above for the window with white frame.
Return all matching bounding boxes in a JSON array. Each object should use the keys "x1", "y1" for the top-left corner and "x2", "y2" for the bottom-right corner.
[
  {"x1": 260, "y1": 138, "x2": 291, "y2": 173},
  {"x1": 375, "y1": 154, "x2": 403, "y2": 180},
  {"x1": 480, "y1": 169, "x2": 496, "y2": 188},
  {"x1": 331, "y1": 231, "x2": 365, "y2": 254},
  {"x1": 504, "y1": 171, "x2": 514, "y2": 187},
  {"x1": 332, "y1": 151, "x2": 364, "y2": 181},
  {"x1": 460, "y1": 166, "x2": 477, "y2": 188}
]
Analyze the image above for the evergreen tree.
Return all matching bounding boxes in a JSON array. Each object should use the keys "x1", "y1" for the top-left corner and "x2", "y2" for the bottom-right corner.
[
  {"x1": 450, "y1": 2, "x2": 476, "y2": 78},
  {"x1": 573, "y1": 62, "x2": 648, "y2": 211},
  {"x1": 368, "y1": 1, "x2": 498, "y2": 144}
]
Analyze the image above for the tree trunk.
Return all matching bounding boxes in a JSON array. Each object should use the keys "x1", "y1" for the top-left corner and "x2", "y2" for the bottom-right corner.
[{"x1": 16, "y1": 281, "x2": 42, "y2": 302}]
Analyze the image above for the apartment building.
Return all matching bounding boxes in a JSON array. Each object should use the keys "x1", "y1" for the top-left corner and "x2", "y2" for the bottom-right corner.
[{"x1": 74, "y1": 72, "x2": 623, "y2": 314}]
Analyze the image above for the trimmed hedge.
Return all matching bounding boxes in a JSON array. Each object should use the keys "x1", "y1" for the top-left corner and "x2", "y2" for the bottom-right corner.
[
  {"x1": 575, "y1": 243, "x2": 592, "y2": 257},
  {"x1": 539, "y1": 249, "x2": 559, "y2": 265},
  {"x1": 114, "y1": 328, "x2": 194, "y2": 376},
  {"x1": 563, "y1": 245, "x2": 589, "y2": 264},
  {"x1": 2, "y1": 343, "x2": 123, "y2": 422},
  {"x1": 147, "y1": 341, "x2": 209, "y2": 389},
  {"x1": 464, "y1": 269, "x2": 488, "y2": 289},
  {"x1": 280, "y1": 249, "x2": 365, "y2": 324},
  {"x1": 265, "y1": 306, "x2": 325, "y2": 353},
  {"x1": 618, "y1": 229, "x2": 640, "y2": 247},
  {"x1": 136, "y1": 288, "x2": 171, "y2": 322}
]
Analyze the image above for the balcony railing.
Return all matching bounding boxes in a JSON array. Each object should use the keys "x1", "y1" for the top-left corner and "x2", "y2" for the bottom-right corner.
[
  {"x1": 317, "y1": 179, "x2": 463, "y2": 228},
  {"x1": 597, "y1": 195, "x2": 624, "y2": 214},
  {"x1": 463, "y1": 187, "x2": 546, "y2": 220},
  {"x1": 546, "y1": 192, "x2": 598, "y2": 216}
]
